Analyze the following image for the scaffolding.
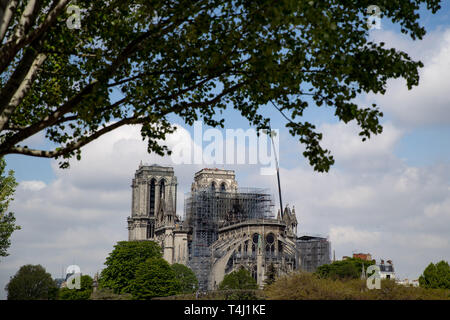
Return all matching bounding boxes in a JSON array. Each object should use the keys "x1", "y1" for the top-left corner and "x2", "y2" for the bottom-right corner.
[
  {"x1": 184, "y1": 188, "x2": 274, "y2": 290},
  {"x1": 296, "y1": 235, "x2": 331, "y2": 273}
]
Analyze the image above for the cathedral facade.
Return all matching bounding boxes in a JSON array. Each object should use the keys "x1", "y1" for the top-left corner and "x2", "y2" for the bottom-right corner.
[{"x1": 127, "y1": 164, "x2": 329, "y2": 290}]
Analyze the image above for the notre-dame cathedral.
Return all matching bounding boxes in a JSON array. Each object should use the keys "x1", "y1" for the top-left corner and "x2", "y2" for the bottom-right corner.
[{"x1": 127, "y1": 164, "x2": 330, "y2": 290}]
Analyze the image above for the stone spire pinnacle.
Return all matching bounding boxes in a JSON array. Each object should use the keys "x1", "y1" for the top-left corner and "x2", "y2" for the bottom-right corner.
[
  {"x1": 163, "y1": 185, "x2": 176, "y2": 225},
  {"x1": 165, "y1": 185, "x2": 175, "y2": 216}
]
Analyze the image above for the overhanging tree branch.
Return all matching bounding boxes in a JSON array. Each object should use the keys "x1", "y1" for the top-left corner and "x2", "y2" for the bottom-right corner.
[
  {"x1": 9, "y1": 116, "x2": 145, "y2": 158},
  {"x1": 13, "y1": 0, "x2": 42, "y2": 41},
  {"x1": 0, "y1": 0, "x2": 19, "y2": 42},
  {"x1": 0, "y1": 0, "x2": 69, "y2": 74},
  {"x1": 0, "y1": 52, "x2": 47, "y2": 130},
  {"x1": 0, "y1": 1, "x2": 439, "y2": 172}
]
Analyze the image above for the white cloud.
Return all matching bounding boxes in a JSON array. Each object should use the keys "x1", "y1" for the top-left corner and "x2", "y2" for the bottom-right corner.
[
  {"x1": 18, "y1": 180, "x2": 46, "y2": 191},
  {"x1": 245, "y1": 121, "x2": 450, "y2": 279},
  {"x1": 424, "y1": 197, "x2": 450, "y2": 220},
  {"x1": 366, "y1": 28, "x2": 450, "y2": 127},
  {"x1": 329, "y1": 226, "x2": 381, "y2": 247},
  {"x1": 325, "y1": 185, "x2": 375, "y2": 209},
  {"x1": 319, "y1": 121, "x2": 404, "y2": 171},
  {"x1": 321, "y1": 122, "x2": 402, "y2": 159}
]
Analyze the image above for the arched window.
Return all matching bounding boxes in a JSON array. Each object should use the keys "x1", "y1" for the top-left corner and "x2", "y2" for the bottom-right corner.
[
  {"x1": 225, "y1": 256, "x2": 233, "y2": 274},
  {"x1": 252, "y1": 233, "x2": 259, "y2": 253},
  {"x1": 146, "y1": 221, "x2": 154, "y2": 239},
  {"x1": 265, "y1": 233, "x2": 275, "y2": 257},
  {"x1": 220, "y1": 182, "x2": 226, "y2": 192},
  {"x1": 211, "y1": 181, "x2": 216, "y2": 191},
  {"x1": 159, "y1": 179, "x2": 165, "y2": 199},
  {"x1": 149, "y1": 179, "x2": 156, "y2": 216}
]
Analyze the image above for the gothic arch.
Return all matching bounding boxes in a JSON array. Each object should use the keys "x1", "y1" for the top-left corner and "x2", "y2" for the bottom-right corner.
[
  {"x1": 252, "y1": 233, "x2": 259, "y2": 253},
  {"x1": 149, "y1": 178, "x2": 156, "y2": 216},
  {"x1": 265, "y1": 233, "x2": 275, "y2": 256},
  {"x1": 159, "y1": 178, "x2": 166, "y2": 199}
]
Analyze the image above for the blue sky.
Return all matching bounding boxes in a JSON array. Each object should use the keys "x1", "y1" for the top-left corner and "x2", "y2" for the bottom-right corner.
[{"x1": 2, "y1": 3, "x2": 450, "y2": 298}]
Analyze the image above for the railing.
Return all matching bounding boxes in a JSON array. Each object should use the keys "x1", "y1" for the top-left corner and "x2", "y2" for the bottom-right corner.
[
  {"x1": 234, "y1": 252, "x2": 256, "y2": 259},
  {"x1": 230, "y1": 252, "x2": 287, "y2": 260}
]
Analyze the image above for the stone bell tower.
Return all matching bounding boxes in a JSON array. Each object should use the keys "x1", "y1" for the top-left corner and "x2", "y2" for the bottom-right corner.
[{"x1": 127, "y1": 164, "x2": 177, "y2": 241}]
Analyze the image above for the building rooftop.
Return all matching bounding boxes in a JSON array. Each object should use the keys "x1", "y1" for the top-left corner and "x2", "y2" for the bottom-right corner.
[
  {"x1": 297, "y1": 235, "x2": 328, "y2": 241},
  {"x1": 194, "y1": 168, "x2": 235, "y2": 176},
  {"x1": 136, "y1": 164, "x2": 174, "y2": 173}
]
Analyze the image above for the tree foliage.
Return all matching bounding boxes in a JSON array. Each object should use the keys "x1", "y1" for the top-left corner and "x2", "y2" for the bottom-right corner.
[
  {"x1": 99, "y1": 240, "x2": 162, "y2": 294},
  {"x1": 58, "y1": 274, "x2": 93, "y2": 300},
  {"x1": 264, "y1": 263, "x2": 277, "y2": 286},
  {"x1": 130, "y1": 257, "x2": 181, "y2": 300},
  {"x1": 219, "y1": 267, "x2": 258, "y2": 290},
  {"x1": 0, "y1": 157, "x2": 19, "y2": 259},
  {"x1": 419, "y1": 261, "x2": 450, "y2": 289},
  {"x1": 265, "y1": 272, "x2": 450, "y2": 300},
  {"x1": 0, "y1": 0, "x2": 442, "y2": 171},
  {"x1": 90, "y1": 287, "x2": 132, "y2": 300},
  {"x1": 171, "y1": 263, "x2": 198, "y2": 293},
  {"x1": 6, "y1": 264, "x2": 58, "y2": 300},
  {"x1": 315, "y1": 258, "x2": 375, "y2": 280}
]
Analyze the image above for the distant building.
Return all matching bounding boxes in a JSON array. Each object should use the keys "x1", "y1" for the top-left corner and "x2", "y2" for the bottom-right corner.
[
  {"x1": 353, "y1": 253, "x2": 372, "y2": 261},
  {"x1": 296, "y1": 236, "x2": 331, "y2": 272},
  {"x1": 378, "y1": 259, "x2": 395, "y2": 280},
  {"x1": 397, "y1": 278, "x2": 419, "y2": 287}
]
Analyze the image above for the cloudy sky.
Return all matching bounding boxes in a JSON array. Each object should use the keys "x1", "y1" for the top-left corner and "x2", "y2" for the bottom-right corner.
[{"x1": 1, "y1": 4, "x2": 450, "y2": 298}]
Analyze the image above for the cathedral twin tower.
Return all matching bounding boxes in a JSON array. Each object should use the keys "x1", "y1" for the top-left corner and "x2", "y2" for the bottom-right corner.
[
  {"x1": 128, "y1": 165, "x2": 177, "y2": 239},
  {"x1": 127, "y1": 163, "x2": 305, "y2": 290},
  {"x1": 127, "y1": 165, "x2": 188, "y2": 265}
]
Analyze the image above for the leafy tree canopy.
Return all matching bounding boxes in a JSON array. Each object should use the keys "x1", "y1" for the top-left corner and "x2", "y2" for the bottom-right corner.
[
  {"x1": 219, "y1": 267, "x2": 258, "y2": 290},
  {"x1": 131, "y1": 257, "x2": 181, "y2": 300},
  {"x1": 0, "y1": 0, "x2": 442, "y2": 171},
  {"x1": 264, "y1": 263, "x2": 277, "y2": 286},
  {"x1": 419, "y1": 261, "x2": 450, "y2": 289},
  {"x1": 265, "y1": 272, "x2": 450, "y2": 300},
  {"x1": 99, "y1": 240, "x2": 162, "y2": 294},
  {"x1": 58, "y1": 274, "x2": 93, "y2": 300},
  {"x1": 90, "y1": 287, "x2": 132, "y2": 300},
  {"x1": 0, "y1": 157, "x2": 19, "y2": 260},
  {"x1": 315, "y1": 258, "x2": 375, "y2": 280},
  {"x1": 171, "y1": 263, "x2": 198, "y2": 293},
  {"x1": 6, "y1": 264, "x2": 58, "y2": 300}
]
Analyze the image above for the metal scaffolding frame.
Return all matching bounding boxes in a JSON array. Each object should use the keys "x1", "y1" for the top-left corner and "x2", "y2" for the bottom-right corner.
[
  {"x1": 296, "y1": 236, "x2": 331, "y2": 273},
  {"x1": 184, "y1": 188, "x2": 274, "y2": 290}
]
